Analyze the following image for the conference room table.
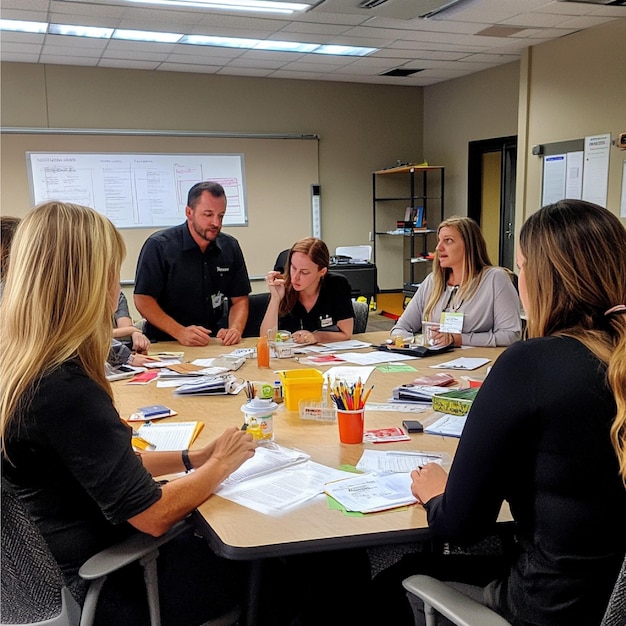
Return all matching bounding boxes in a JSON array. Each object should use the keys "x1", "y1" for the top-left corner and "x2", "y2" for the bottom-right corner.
[{"x1": 112, "y1": 331, "x2": 511, "y2": 624}]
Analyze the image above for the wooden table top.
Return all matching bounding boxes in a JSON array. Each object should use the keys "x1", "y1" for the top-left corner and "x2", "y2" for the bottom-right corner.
[{"x1": 112, "y1": 331, "x2": 509, "y2": 560}]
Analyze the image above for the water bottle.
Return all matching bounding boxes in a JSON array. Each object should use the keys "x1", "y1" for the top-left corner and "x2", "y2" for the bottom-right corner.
[{"x1": 257, "y1": 335, "x2": 270, "y2": 368}]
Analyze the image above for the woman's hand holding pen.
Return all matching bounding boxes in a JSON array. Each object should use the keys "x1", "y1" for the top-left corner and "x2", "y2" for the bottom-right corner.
[
  {"x1": 266, "y1": 271, "x2": 286, "y2": 299},
  {"x1": 192, "y1": 427, "x2": 255, "y2": 478},
  {"x1": 410, "y1": 463, "x2": 448, "y2": 505}
]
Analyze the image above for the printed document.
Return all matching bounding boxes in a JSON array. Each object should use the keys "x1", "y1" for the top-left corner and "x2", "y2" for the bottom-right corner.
[
  {"x1": 324, "y1": 472, "x2": 418, "y2": 514},
  {"x1": 216, "y1": 444, "x2": 353, "y2": 515}
]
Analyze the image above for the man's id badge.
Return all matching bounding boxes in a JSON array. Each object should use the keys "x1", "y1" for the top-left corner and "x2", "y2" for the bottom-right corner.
[
  {"x1": 211, "y1": 292, "x2": 224, "y2": 309},
  {"x1": 439, "y1": 312, "x2": 463, "y2": 333}
]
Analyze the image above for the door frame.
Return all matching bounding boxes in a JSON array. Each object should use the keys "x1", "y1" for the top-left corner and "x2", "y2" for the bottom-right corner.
[{"x1": 467, "y1": 136, "x2": 517, "y2": 269}]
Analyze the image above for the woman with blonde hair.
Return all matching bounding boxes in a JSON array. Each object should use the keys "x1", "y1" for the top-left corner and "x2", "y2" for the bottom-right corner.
[
  {"x1": 391, "y1": 215, "x2": 521, "y2": 347},
  {"x1": 1, "y1": 201, "x2": 255, "y2": 625},
  {"x1": 373, "y1": 200, "x2": 626, "y2": 625},
  {"x1": 260, "y1": 237, "x2": 354, "y2": 344}
]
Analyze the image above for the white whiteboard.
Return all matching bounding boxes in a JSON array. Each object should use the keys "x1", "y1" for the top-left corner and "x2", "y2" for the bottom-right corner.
[{"x1": 26, "y1": 152, "x2": 247, "y2": 228}]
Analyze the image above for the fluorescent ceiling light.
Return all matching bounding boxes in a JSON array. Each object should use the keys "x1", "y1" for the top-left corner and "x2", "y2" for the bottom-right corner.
[
  {"x1": 49, "y1": 24, "x2": 114, "y2": 38},
  {"x1": 72, "y1": 0, "x2": 313, "y2": 15},
  {"x1": 0, "y1": 19, "x2": 47, "y2": 34},
  {"x1": 112, "y1": 29, "x2": 183, "y2": 43},
  {"x1": 0, "y1": 19, "x2": 377, "y2": 57},
  {"x1": 253, "y1": 40, "x2": 318, "y2": 52},
  {"x1": 181, "y1": 34, "x2": 375, "y2": 55},
  {"x1": 316, "y1": 44, "x2": 376, "y2": 56}
]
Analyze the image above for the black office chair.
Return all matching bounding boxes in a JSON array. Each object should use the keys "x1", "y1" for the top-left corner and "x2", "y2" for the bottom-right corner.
[
  {"x1": 352, "y1": 300, "x2": 369, "y2": 334},
  {"x1": 273, "y1": 249, "x2": 290, "y2": 274},
  {"x1": 403, "y1": 549, "x2": 626, "y2": 626},
  {"x1": 0, "y1": 477, "x2": 238, "y2": 626},
  {"x1": 601, "y1": 552, "x2": 626, "y2": 626},
  {"x1": 242, "y1": 292, "x2": 271, "y2": 338}
]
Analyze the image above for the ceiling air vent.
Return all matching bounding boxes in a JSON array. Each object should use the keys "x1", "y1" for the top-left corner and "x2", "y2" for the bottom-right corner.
[
  {"x1": 380, "y1": 68, "x2": 424, "y2": 77},
  {"x1": 357, "y1": 0, "x2": 471, "y2": 16},
  {"x1": 557, "y1": 0, "x2": 626, "y2": 5}
]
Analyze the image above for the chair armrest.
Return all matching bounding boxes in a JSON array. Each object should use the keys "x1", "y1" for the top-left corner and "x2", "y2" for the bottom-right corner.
[
  {"x1": 402, "y1": 575, "x2": 511, "y2": 626},
  {"x1": 79, "y1": 520, "x2": 189, "y2": 581}
]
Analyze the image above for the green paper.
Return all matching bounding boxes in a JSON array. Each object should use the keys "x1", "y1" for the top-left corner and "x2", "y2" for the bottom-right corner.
[{"x1": 377, "y1": 363, "x2": 417, "y2": 373}]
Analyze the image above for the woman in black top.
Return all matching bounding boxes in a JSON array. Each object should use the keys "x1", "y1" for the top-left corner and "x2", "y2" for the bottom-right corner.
[
  {"x1": 0, "y1": 201, "x2": 256, "y2": 625},
  {"x1": 372, "y1": 200, "x2": 626, "y2": 625},
  {"x1": 260, "y1": 237, "x2": 354, "y2": 344}
]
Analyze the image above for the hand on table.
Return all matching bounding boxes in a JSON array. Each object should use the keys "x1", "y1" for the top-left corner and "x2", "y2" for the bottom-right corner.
[
  {"x1": 293, "y1": 330, "x2": 316, "y2": 344},
  {"x1": 177, "y1": 325, "x2": 212, "y2": 347},
  {"x1": 217, "y1": 327, "x2": 242, "y2": 346}
]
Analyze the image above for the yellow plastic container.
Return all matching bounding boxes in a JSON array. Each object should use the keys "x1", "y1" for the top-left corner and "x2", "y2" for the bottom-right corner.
[{"x1": 278, "y1": 369, "x2": 324, "y2": 412}]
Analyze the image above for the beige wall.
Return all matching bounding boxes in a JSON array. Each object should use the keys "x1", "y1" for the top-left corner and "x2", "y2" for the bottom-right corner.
[
  {"x1": 423, "y1": 62, "x2": 521, "y2": 216},
  {"x1": 1, "y1": 63, "x2": 424, "y2": 294},
  {"x1": 519, "y1": 19, "x2": 626, "y2": 225},
  {"x1": 2, "y1": 17, "x2": 625, "y2": 297},
  {"x1": 422, "y1": 18, "x2": 626, "y2": 237}
]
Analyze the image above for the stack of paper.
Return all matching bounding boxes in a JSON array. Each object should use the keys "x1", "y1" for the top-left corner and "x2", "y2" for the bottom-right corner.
[
  {"x1": 216, "y1": 444, "x2": 353, "y2": 515},
  {"x1": 174, "y1": 374, "x2": 238, "y2": 395},
  {"x1": 392, "y1": 384, "x2": 452, "y2": 403}
]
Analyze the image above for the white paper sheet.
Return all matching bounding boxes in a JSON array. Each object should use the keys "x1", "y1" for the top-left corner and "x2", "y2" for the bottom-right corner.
[{"x1": 430, "y1": 357, "x2": 490, "y2": 370}]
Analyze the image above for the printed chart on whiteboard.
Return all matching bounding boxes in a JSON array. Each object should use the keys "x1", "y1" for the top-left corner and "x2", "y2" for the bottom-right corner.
[{"x1": 27, "y1": 152, "x2": 247, "y2": 228}]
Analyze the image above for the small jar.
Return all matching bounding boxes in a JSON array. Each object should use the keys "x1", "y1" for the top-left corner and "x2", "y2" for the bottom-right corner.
[
  {"x1": 241, "y1": 398, "x2": 278, "y2": 442},
  {"x1": 273, "y1": 380, "x2": 284, "y2": 404}
]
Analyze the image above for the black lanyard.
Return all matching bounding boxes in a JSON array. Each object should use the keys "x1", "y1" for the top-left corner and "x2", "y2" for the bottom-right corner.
[{"x1": 443, "y1": 285, "x2": 463, "y2": 312}]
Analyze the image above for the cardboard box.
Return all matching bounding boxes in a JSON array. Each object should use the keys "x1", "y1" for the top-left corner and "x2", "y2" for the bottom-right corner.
[{"x1": 279, "y1": 369, "x2": 324, "y2": 411}]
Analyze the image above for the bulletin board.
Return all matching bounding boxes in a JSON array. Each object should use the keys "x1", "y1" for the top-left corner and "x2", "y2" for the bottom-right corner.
[
  {"x1": 539, "y1": 134, "x2": 611, "y2": 208},
  {"x1": 1, "y1": 129, "x2": 319, "y2": 281}
]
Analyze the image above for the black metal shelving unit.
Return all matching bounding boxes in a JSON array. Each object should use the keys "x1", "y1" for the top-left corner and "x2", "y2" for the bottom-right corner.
[{"x1": 372, "y1": 165, "x2": 445, "y2": 291}]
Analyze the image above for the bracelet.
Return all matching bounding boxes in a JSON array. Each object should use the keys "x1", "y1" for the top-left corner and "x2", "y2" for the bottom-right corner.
[{"x1": 181, "y1": 449, "x2": 193, "y2": 473}]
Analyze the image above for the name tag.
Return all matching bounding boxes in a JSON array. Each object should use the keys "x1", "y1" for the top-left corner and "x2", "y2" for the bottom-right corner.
[
  {"x1": 439, "y1": 312, "x2": 463, "y2": 333},
  {"x1": 212, "y1": 292, "x2": 224, "y2": 309},
  {"x1": 320, "y1": 315, "x2": 334, "y2": 328}
]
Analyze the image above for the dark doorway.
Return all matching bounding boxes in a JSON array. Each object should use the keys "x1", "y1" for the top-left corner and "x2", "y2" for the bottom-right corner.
[{"x1": 467, "y1": 136, "x2": 517, "y2": 269}]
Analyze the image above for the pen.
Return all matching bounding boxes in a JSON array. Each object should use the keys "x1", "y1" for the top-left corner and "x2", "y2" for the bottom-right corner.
[
  {"x1": 131, "y1": 432, "x2": 156, "y2": 451},
  {"x1": 361, "y1": 385, "x2": 374, "y2": 405}
]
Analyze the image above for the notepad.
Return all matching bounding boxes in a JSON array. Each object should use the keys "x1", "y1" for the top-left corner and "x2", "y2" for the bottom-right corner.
[
  {"x1": 424, "y1": 414, "x2": 466, "y2": 438},
  {"x1": 136, "y1": 421, "x2": 204, "y2": 451}
]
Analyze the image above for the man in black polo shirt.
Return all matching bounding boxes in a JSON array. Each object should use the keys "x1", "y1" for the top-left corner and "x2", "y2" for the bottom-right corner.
[{"x1": 134, "y1": 181, "x2": 251, "y2": 346}]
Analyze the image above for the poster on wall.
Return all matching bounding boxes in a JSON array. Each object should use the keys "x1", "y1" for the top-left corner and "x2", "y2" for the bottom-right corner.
[
  {"x1": 27, "y1": 152, "x2": 247, "y2": 228},
  {"x1": 541, "y1": 154, "x2": 566, "y2": 206},
  {"x1": 581, "y1": 133, "x2": 610, "y2": 208}
]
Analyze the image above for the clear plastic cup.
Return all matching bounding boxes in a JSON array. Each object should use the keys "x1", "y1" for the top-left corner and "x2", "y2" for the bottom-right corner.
[{"x1": 422, "y1": 321, "x2": 440, "y2": 347}]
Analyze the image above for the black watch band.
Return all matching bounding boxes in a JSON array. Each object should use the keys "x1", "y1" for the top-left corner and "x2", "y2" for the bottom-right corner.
[{"x1": 181, "y1": 449, "x2": 193, "y2": 473}]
